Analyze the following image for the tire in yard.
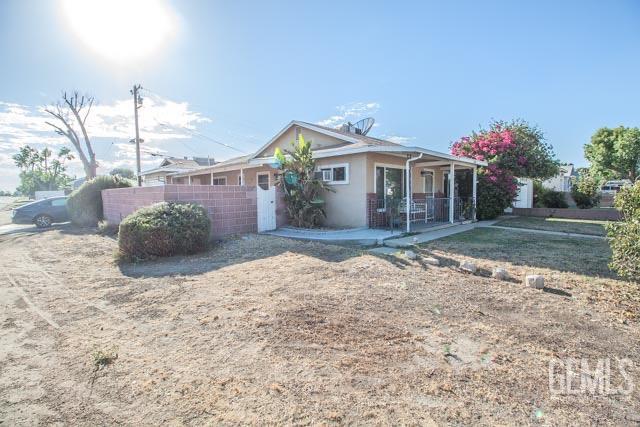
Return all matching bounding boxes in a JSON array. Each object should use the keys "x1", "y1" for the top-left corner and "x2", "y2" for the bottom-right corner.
[{"x1": 34, "y1": 214, "x2": 52, "y2": 228}]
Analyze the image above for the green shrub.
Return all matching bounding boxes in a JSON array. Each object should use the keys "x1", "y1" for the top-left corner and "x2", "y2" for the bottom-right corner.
[
  {"x1": 533, "y1": 180, "x2": 546, "y2": 208},
  {"x1": 67, "y1": 175, "x2": 131, "y2": 226},
  {"x1": 539, "y1": 189, "x2": 569, "y2": 208},
  {"x1": 476, "y1": 177, "x2": 513, "y2": 219},
  {"x1": 97, "y1": 220, "x2": 118, "y2": 236},
  {"x1": 118, "y1": 202, "x2": 210, "y2": 261},
  {"x1": 607, "y1": 182, "x2": 640, "y2": 281},
  {"x1": 571, "y1": 174, "x2": 601, "y2": 209},
  {"x1": 613, "y1": 181, "x2": 640, "y2": 219}
]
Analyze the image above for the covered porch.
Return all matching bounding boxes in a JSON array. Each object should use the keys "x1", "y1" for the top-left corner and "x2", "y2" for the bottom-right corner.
[{"x1": 367, "y1": 152, "x2": 484, "y2": 233}]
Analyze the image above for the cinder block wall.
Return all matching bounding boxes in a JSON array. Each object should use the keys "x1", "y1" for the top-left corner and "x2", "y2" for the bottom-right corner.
[
  {"x1": 102, "y1": 184, "x2": 260, "y2": 238},
  {"x1": 511, "y1": 207, "x2": 621, "y2": 221}
]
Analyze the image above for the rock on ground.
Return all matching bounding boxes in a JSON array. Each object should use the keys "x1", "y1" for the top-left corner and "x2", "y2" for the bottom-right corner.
[
  {"x1": 404, "y1": 250, "x2": 418, "y2": 260},
  {"x1": 460, "y1": 261, "x2": 477, "y2": 274},
  {"x1": 423, "y1": 257, "x2": 440, "y2": 266},
  {"x1": 525, "y1": 274, "x2": 545, "y2": 289},
  {"x1": 492, "y1": 267, "x2": 509, "y2": 281}
]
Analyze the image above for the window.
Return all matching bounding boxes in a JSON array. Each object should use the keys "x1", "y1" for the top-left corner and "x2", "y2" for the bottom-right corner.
[
  {"x1": 317, "y1": 164, "x2": 349, "y2": 184},
  {"x1": 375, "y1": 165, "x2": 405, "y2": 209},
  {"x1": 51, "y1": 198, "x2": 67, "y2": 207},
  {"x1": 238, "y1": 175, "x2": 242, "y2": 185},
  {"x1": 257, "y1": 173, "x2": 269, "y2": 190},
  {"x1": 422, "y1": 170, "x2": 434, "y2": 196},
  {"x1": 212, "y1": 177, "x2": 227, "y2": 186}
]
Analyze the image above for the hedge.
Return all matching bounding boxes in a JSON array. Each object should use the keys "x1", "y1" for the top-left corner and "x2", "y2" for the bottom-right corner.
[
  {"x1": 607, "y1": 182, "x2": 640, "y2": 281},
  {"x1": 67, "y1": 175, "x2": 131, "y2": 226},
  {"x1": 118, "y1": 202, "x2": 211, "y2": 261}
]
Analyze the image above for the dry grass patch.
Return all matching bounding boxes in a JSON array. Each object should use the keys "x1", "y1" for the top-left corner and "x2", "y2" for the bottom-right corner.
[{"x1": 0, "y1": 229, "x2": 638, "y2": 425}]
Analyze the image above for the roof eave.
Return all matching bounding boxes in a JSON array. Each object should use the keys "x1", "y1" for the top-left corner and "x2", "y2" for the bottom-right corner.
[{"x1": 252, "y1": 145, "x2": 487, "y2": 167}]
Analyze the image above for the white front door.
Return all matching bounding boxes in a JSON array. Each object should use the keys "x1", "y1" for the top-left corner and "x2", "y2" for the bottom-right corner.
[{"x1": 257, "y1": 186, "x2": 276, "y2": 232}]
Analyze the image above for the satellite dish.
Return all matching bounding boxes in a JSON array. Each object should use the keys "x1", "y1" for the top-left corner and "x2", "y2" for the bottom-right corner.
[{"x1": 340, "y1": 117, "x2": 375, "y2": 136}]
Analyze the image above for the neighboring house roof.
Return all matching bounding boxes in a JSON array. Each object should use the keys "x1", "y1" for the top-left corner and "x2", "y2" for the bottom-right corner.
[
  {"x1": 142, "y1": 156, "x2": 216, "y2": 177},
  {"x1": 159, "y1": 156, "x2": 215, "y2": 168},
  {"x1": 559, "y1": 164, "x2": 577, "y2": 177},
  {"x1": 140, "y1": 166, "x2": 191, "y2": 175}
]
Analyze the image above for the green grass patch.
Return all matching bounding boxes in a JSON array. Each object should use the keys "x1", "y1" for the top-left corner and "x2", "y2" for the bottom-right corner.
[
  {"x1": 424, "y1": 228, "x2": 614, "y2": 278},
  {"x1": 494, "y1": 216, "x2": 609, "y2": 236}
]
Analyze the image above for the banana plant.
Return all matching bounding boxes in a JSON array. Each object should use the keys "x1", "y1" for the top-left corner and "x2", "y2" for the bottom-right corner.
[{"x1": 274, "y1": 135, "x2": 334, "y2": 228}]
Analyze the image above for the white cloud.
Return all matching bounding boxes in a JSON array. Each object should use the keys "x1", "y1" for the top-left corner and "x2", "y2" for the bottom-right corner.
[
  {"x1": 0, "y1": 95, "x2": 211, "y2": 189},
  {"x1": 317, "y1": 102, "x2": 381, "y2": 128},
  {"x1": 381, "y1": 135, "x2": 416, "y2": 145}
]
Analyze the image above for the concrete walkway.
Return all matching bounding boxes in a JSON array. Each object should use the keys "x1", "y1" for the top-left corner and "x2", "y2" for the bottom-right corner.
[
  {"x1": 265, "y1": 226, "x2": 402, "y2": 245},
  {"x1": 383, "y1": 222, "x2": 495, "y2": 248}
]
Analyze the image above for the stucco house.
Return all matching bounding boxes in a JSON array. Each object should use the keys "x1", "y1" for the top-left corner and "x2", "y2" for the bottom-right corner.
[
  {"x1": 542, "y1": 164, "x2": 576, "y2": 192},
  {"x1": 140, "y1": 156, "x2": 215, "y2": 186},
  {"x1": 167, "y1": 121, "x2": 486, "y2": 231}
]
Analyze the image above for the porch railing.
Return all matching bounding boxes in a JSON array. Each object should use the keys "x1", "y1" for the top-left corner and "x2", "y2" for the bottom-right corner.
[{"x1": 367, "y1": 196, "x2": 476, "y2": 229}]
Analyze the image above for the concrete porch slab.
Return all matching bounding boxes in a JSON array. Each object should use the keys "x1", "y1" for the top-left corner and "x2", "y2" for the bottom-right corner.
[{"x1": 264, "y1": 226, "x2": 402, "y2": 246}]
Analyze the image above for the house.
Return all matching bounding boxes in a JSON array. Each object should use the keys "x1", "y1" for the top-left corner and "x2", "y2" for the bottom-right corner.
[
  {"x1": 542, "y1": 164, "x2": 576, "y2": 192},
  {"x1": 140, "y1": 156, "x2": 215, "y2": 186},
  {"x1": 167, "y1": 121, "x2": 486, "y2": 231}
]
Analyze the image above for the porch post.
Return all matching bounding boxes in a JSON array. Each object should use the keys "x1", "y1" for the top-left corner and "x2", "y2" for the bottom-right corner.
[
  {"x1": 188, "y1": 175, "x2": 192, "y2": 185},
  {"x1": 449, "y1": 162, "x2": 455, "y2": 223},
  {"x1": 210, "y1": 172, "x2": 214, "y2": 186},
  {"x1": 240, "y1": 168, "x2": 244, "y2": 186},
  {"x1": 406, "y1": 162, "x2": 412, "y2": 233},
  {"x1": 472, "y1": 165, "x2": 477, "y2": 221}
]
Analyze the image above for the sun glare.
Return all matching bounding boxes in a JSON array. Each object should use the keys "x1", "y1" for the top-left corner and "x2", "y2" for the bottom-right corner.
[{"x1": 62, "y1": 0, "x2": 177, "y2": 64}]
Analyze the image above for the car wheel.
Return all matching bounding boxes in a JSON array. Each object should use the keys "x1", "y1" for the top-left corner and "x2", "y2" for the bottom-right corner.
[{"x1": 34, "y1": 214, "x2": 52, "y2": 228}]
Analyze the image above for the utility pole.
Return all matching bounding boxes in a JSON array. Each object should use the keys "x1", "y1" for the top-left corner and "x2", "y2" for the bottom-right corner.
[{"x1": 131, "y1": 84, "x2": 143, "y2": 186}]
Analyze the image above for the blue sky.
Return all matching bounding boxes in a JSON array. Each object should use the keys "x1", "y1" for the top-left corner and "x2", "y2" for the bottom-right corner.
[{"x1": 1, "y1": 0, "x2": 639, "y2": 190}]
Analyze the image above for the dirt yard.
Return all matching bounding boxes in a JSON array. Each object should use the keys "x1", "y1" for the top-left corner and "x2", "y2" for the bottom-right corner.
[{"x1": 1, "y1": 227, "x2": 639, "y2": 425}]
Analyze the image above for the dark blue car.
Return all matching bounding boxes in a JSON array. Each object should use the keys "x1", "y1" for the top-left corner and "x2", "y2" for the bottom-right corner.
[{"x1": 12, "y1": 196, "x2": 70, "y2": 228}]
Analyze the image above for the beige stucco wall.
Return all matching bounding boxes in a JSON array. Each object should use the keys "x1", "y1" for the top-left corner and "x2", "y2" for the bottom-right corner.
[
  {"x1": 209, "y1": 166, "x2": 278, "y2": 187},
  {"x1": 315, "y1": 153, "x2": 368, "y2": 228},
  {"x1": 257, "y1": 126, "x2": 348, "y2": 158},
  {"x1": 174, "y1": 166, "x2": 279, "y2": 188},
  {"x1": 312, "y1": 152, "x2": 454, "y2": 228},
  {"x1": 142, "y1": 171, "x2": 170, "y2": 186},
  {"x1": 168, "y1": 148, "x2": 469, "y2": 228}
]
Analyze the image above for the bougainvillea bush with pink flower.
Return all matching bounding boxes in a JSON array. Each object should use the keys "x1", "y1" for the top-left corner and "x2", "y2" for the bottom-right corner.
[{"x1": 451, "y1": 120, "x2": 558, "y2": 219}]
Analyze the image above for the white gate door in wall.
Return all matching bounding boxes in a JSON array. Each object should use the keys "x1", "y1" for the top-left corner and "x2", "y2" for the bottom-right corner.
[{"x1": 257, "y1": 187, "x2": 277, "y2": 232}]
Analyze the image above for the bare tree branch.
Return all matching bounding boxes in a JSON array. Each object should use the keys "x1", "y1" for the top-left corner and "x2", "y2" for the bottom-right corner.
[{"x1": 44, "y1": 96, "x2": 95, "y2": 178}]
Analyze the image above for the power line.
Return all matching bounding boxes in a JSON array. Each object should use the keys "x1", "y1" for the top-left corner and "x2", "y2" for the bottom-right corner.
[
  {"x1": 140, "y1": 87, "x2": 252, "y2": 154},
  {"x1": 155, "y1": 119, "x2": 248, "y2": 154}
]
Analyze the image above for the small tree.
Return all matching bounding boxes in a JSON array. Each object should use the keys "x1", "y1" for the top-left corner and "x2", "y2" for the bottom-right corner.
[
  {"x1": 584, "y1": 126, "x2": 640, "y2": 181},
  {"x1": 607, "y1": 181, "x2": 640, "y2": 281},
  {"x1": 274, "y1": 135, "x2": 333, "y2": 228},
  {"x1": 571, "y1": 171, "x2": 601, "y2": 209},
  {"x1": 13, "y1": 145, "x2": 74, "y2": 197},
  {"x1": 451, "y1": 119, "x2": 559, "y2": 219}
]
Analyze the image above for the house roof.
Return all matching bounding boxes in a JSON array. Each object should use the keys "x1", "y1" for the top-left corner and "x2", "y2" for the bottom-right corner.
[
  {"x1": 169, "y1": 120, "x2": 487, "y2": 177},
  {"x1": 560, "y1": 164, "x2": 576, "y2": 176},
  {"x1": 142, "y1": 156, "x2": 216, "y2": 177},
  {"x1": 160, "y1": 156, "x2": 214, "y2": 168}
]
